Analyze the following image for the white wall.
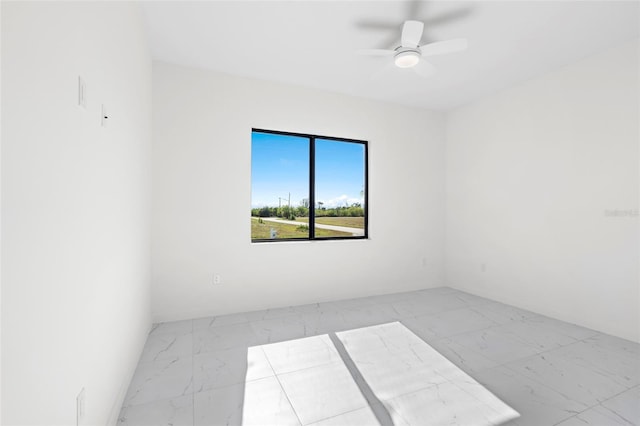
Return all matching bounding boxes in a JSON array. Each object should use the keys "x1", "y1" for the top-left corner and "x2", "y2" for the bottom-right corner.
[
  {"x1": 152, "y1": 62, "x2": 446, "y2": 322},
  {"x1": 0, "y1": 2, "x2": 3, "y2": 421},
  {"x1": 2, "y1": 2, "x2": 152, "y2": 425},
  {"x1": 445, "y1": 40, "x2": 640, "y2": 342}
]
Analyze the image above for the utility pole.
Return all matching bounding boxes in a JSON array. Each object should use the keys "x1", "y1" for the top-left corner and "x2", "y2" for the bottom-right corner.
[{"x1": 278, "y1": 194, "x2": 292, "y2": 219}]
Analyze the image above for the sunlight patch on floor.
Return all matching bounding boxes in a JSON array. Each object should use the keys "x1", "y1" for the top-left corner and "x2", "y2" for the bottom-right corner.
[{"x1": 244, "y1": 322, "x2": 519, "y2": 425}]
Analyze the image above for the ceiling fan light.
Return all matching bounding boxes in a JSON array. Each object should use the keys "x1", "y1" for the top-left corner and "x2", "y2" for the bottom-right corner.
[{"x1": 394, "y1": 51, "x2": 420, "y2": 68}]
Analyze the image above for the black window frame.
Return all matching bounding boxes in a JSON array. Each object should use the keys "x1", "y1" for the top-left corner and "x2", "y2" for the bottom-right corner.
[{"x1": 251, "y1": 128, "x2": 369, "y2": 243}]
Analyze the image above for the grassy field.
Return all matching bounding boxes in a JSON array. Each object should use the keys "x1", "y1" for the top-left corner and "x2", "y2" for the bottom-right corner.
[
  {"x1": 295, "y1": 216, "x2": 364, "y2": 229},
  {"x1": 251, "y1": 217, "x2": 351, "y2": 240}
]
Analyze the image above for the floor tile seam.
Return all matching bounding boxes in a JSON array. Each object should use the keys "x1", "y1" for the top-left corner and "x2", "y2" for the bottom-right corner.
[
  {"x1": 120, "y1": 394, "x2": 195, "y2": 419},
  {"x1": 425, "y1": 320, "x2": 515, "y2": 341},
  {"x1": 482, "y1": 321, "x2": 568, "y2": 352},
  {"x1": 446, "y1": 376, "x2": 519, "y2": 418},
  {"x1": 273, "y1": 358, "x2": 346, "y2": 378},
  {"x1": 491, "y1": 351, "x2": 539, "y2": 372},
  {"x1": 558, "y1": 332, "x2": 603, "y2": 348},
  {"x1": 550, "y1": 388, "x2": 637, "y2": 426},
  {"x1": 132, "y1": 352, "x2": 194, "y2": 368},
  {"x1": 122, "y1": 389, "x2": 198, "y2": 410},
  {"x1": 520, "y1": 325, "x2": 601, "y2": 344},
  {"x1": 441, "y1": 328, "x2": 542, "y2": 360},
  {"x1": 193, "y1": 320, "x2": 252, "y2": 331},
  {"x1": 480, "y1": 367, "x2": 589, "y2": 421},
  {"x1": 148, "y1": 345, "x2": 195, "y2": 364},
  {"x1": 581, "y1": 364, "x2": 640, "y2": 391},
  {"x1": 429, "y1": 335, "x2": 499, "y2": 366},
  {"x1": 412, "y1": 304, "x2": 506, "y2": 323},
  {"x1": 192, "y1": 364, "x2": 282, "y2": 395},
  {"x1": 401, "y1": 306, "x2": 467, "y2": 318},
  {"x1": 300, "y1": 401, "x2": 373, "y2": 426},
  {"x1": 147, "y1": 330, "x2": 194, "y2": 339},
  {"x1": 148, "y1": 311, "x2": 609, "y2": 367},
  {"x1": 494, "y1": 359, "x2": 560, "y2": 391},
  {"x1": 257, "y1": 345, "x2": 278, "y2": 377},
  {"x1": 426, "y1": 315, "x2": 542, "y2": 341},
  {"x1": 509, "y1": 336, "x2": 634, "y2": 370},
  {"x1": 145, "y1": 332, "x2": 193, "y2": 353},
  {"x1": 194, "y1": 320, "x2": 264, "y2": 334},
  {"x1": 193, "y1": 343, "x2": 256, "y2": 356},
  {"x1": 499, "y1": 360, "x2": 618, "y2": 408},
  {"x1": 270, "y1": 367, "x2": 304, "y2": 426},
  {"x1": 550, "y1": 413, "x2": 581, "y2": 426},
  {"x1": 400, "y1": 308, "x2": 461, "y2": 323},
  {"x1": 164, "y1": 292, "x2": 523, "y2": 327},
  {"x1": 250, "y1": 313, "x2": 306, "y2": 323},
  {"x1": 360, "y1": 378, "x2": 450, "y2": 406},
  {"x1": 370, "y1": 297, "x2": 415, "y2": 306},
  {"x1": 302, "y1": 405, "x2": 371, "y2": 426},
  {"x1": 515, "y1": 338, "x2": 586, "y2": 356},
  {"x1": 584, "y1": 386, "x2": 636, "y2": 412},
  {"x1": 149, "y1": 318, "x2": 195, "y2": 331},
  {"x1": 454, "y1": 299, "x2": 497, "y2": 310},
  {"x1": 572, "y1": 334, "x2": 640, "y2": 360},
  {"x1": 192, "y1": 378, "x2": 251, "y2": 394},
  {"x1": 235, "y1": 346, "x2": 302, "y2": 424},
  {"x1": 363, "y1": 373, "x2": 510, "y2": 419},
  {"x1": 269, "y1": 345, "x2": 383, "y2": 423},
  {"x1": 479, "y1": 318, "x2": 541, "y2": 336},
  {"x1": 616, "y1": 375, "x2": 640, "y2": 392},
  {"x1": 597, "y1": 404, "x2": 640, "y2": 426},
  {"x1": 147, "y1": 326, "x2": 588, "y2": 381}
]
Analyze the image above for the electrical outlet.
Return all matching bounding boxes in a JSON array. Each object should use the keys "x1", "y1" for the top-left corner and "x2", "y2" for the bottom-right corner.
[
  {"x1": 76, "y1": 387, "x2": 86, "y2": 426},
  {"x1": 78, "y1": 76, "x2": 86, "y2": 109},
  {"x1": 213, "y1": 274, "x2": 222, "y2": 285}
]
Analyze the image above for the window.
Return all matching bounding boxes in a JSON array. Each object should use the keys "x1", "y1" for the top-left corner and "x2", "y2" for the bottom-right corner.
[{"x1": 251, "y1": 129, "x2": 368, "y2": 242}]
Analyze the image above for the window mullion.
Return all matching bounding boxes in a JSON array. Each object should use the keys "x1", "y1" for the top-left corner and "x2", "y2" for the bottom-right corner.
[{"x1": 309, "y1": 137, "x2": 316, "y2": 240}]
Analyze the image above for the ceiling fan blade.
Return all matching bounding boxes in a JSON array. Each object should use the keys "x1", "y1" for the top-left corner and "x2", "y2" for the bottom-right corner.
[
  {"x1": 401, "y1": 20, "x2": 424, "y2": 48},
  {"x1": 422, "y1": 7, "x2": 472, "y2": 27},
  {"x1": 355, "y1": 20, "x2": 398, "y2": 31},
  {"x1": 406, "y1": 1, "x2": 421, "y2": 20},
  {"x1": 421, "y1": 38, "x2": 468, "y2": 57},
  {"x1": 357, "y1": 49, "x2": 395, "y2": 57},
  {"x1": 370, "y1": 62, "x2": 396, "y2": 81},
  {"x1": 413, "y1": 60, "x2": 437, "y2": 78}
]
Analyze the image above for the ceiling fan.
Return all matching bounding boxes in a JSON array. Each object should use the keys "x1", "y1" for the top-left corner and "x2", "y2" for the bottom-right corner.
[{"x1": 358, "y1": 20, "x2": 468, "y2": 78}]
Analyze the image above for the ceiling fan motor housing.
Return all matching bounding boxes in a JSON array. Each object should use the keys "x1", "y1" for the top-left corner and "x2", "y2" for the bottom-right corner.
[{"x1": 394, "y1": 47, "x2": 421, "y2": 68}]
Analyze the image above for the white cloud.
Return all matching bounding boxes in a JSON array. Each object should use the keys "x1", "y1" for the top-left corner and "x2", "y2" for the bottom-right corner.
[{"x1": 318, "y1": 194, "x2": 364, "y2": 208}]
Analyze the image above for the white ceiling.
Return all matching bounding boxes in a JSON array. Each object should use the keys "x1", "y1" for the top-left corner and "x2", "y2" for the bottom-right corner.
[{"x1": 141, "y1": 1, "x2": 639, "y2": 111}]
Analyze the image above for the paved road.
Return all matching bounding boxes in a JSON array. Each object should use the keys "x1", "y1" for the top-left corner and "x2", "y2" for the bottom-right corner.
[{"x1": 260, "y1": 217, "x2": 365, "y2": 236}]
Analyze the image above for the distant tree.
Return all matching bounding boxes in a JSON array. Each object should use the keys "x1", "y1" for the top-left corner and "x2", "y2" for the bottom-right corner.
[
  {"x1": 258, "y1": 206, "x2": 272, "y2": 217},
  {"x1": 296, "y1": 206, "x2": 309, "y2": 217},
  {"x1": 277, "y1": 205, "x2": 296, "y2": 220}
]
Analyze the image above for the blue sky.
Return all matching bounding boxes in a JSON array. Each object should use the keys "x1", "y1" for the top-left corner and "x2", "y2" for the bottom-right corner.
[{"x1": 251, "y1": 131, "x2": 365, "y2": 208}]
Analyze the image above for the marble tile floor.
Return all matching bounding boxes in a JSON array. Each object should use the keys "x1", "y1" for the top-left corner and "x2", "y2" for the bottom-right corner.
[{"x1": 118, "y1": 287, "x2": 640, "y2": 426}]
